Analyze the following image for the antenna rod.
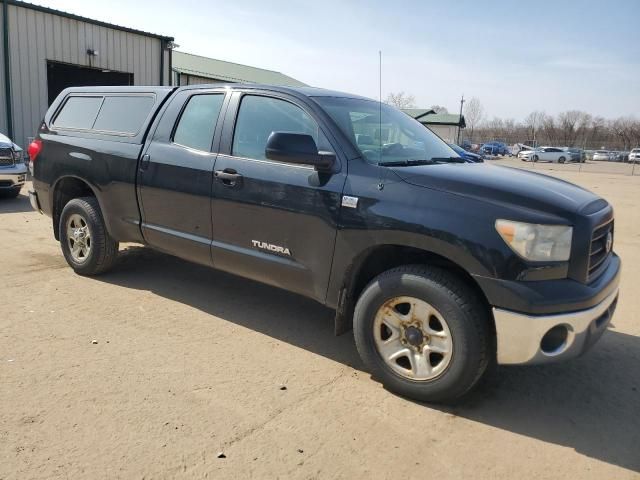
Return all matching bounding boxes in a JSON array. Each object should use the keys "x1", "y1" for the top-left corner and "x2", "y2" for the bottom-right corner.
[
  {"x1": 377, "y1": 50, "x2": 385, "y2": 190},
  {"x1": 457, "y1": 94, "x2": 465, "y2": 145},
  {"x1": 379, "y1": 50, "x2": 382, "y2": 156}
]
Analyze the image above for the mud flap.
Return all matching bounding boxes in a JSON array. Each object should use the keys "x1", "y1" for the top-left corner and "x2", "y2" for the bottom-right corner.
[{"x1": 333, "y1": 287, "x2": 353, "y2": 336}]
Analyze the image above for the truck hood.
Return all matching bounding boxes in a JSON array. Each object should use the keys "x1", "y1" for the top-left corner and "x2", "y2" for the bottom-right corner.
[
  {"x1": 0, "y1": 133, "x2": 14, "y2": 148},
  {"x1": 391, "y1": 163, "x2": 602, "y2": 216}
]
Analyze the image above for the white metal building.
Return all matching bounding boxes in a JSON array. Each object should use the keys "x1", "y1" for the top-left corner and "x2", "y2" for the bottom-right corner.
[
  {"x1": 0, "y1": 0, "x2": 174, "y2": 150},
  {"x1": 402, "y1": 109, "x2": 466, "y2": 144}
]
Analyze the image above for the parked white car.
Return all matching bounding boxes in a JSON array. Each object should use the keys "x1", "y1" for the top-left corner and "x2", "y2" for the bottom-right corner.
[
  {"x1": 519, "y1": 147, "x2": 571, "y2": 163},
  {"x1": 628, "y1": 148, "x2": 640, "y2": 163},
  {"x1": 592, "y1": 150, "x2": 611, "y2": 161}
]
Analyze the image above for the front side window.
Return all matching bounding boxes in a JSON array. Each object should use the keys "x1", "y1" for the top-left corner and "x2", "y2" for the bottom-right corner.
[
  {"x1": 313, "y1": 96, "x2": 457, "y2": 165},
  {"x1": 232, "y1": 95, "x2": 322, "y2": 161},
  {"x1": 173, "y1": 94, "x2": 225, "y2": 151}
]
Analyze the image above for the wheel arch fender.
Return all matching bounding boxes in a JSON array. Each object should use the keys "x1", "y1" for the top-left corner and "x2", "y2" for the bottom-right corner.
[
  {"x1": 50, "y1": 175, "x2": 113, "y2": 240},
  {"x1": 330, "y1": 239, "x2": 493, "y2": 336}
]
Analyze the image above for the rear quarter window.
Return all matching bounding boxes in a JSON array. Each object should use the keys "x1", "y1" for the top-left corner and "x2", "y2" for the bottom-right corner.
[
  {"x1": 52, "y1": 94, "x2": 156, "y2": 135},
  {"x1": 92, "y1": 96, "x2": 155, "y2": 134},
  {"x1": 53, "y1": 96, "x2": 103, "y2": 130}
]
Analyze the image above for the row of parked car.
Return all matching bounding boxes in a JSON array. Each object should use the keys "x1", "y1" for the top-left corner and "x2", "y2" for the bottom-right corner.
[
  {"x1": 517, "y1": 147, "x2": 584, "y2": 163},
  {"x1": 463, "y1": 141, "x2": 640, "y2": 164},
  {"x1": 589, "y1": 149, "x2": 640, "y2": 163}
]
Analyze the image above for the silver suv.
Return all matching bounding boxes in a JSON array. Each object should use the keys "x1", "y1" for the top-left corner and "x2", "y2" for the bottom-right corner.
[{"x1": 0, "y1": 133, "x2": 27, "y2": 198}]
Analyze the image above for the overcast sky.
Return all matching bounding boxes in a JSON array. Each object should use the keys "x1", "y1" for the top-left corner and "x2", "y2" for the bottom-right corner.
[{"x1": 34, "y1": 0, "x2": 640, "y2": 120}]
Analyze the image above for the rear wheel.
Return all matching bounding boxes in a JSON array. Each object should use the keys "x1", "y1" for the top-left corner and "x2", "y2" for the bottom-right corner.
[
  {"x1": 558, "y1": 156, "x2": 566, "y2": 163},
  {"x1": 353, "y1": 265, "x2": 493, "y2": 403},
  {"x1": 59, "y1": 197, "x2": 118, "y2": 275}
]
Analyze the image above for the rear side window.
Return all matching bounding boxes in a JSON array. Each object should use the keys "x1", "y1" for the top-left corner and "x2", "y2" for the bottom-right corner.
[
  {"x1": 53, "y1": 96, "x2": 102, "y2": 129},
  {"x1": 93, "y1": 96, "x2": 155, "y2": 134},
  {"x1": 173, "y1": 94, "x2": 225, "y2": 151},
  {"x1": 53, "y1": 94, "x2": 155, "y2": 135}
]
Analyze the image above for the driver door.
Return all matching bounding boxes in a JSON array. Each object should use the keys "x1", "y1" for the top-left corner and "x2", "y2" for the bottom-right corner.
[{"x1": 210, "y1": 92, "x2": 347, "y2": 303}]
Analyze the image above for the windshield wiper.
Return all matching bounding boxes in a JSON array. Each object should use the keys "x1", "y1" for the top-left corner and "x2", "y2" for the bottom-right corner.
[
  {"x1": 378, "y1": 157, "x2": 465, "y2": 167},
  {"x1": 378, "y1": 159, "x2": 436, "y2": 166},
  {"x1": 430, "y1": 157, "x2": 467, "y2": 163}
]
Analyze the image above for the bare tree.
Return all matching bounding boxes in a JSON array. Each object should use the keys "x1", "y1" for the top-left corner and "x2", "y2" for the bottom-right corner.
[
  {"x1": 429, "y1": 105, "x2": 449, "y2": 114},
  {"x1": 469, "y1": 109, "x2": 638, "y2": 150},
  {"x1": 503, "y1": 119, "x2": 517, "y2": 139},
  {"x1": 385, "y1": 92, "x2": 416, "y2": 109},
  {"x1": 463, "y1": 97, "x2": 484, "y2": 142},
  {"x1": 558, "y1": 110, "x2": 591, "y2": 146},
  {"x1": 541, "y1": 114, "x2": 559, "y2": 146},
  {"x1": 524, "y1": 111, "x2": 544, "y2": 145},
  {"x1": 611, "y1": 117, "x2": 640, "y2": 150},
  {"x1": 583, "y1": 116, "x2": 605, "y2": 147}
]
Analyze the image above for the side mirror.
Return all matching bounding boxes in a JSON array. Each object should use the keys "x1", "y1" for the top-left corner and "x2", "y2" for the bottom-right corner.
[{"x1": 265, "y1": 132, "x2": 335, "y2": 171}]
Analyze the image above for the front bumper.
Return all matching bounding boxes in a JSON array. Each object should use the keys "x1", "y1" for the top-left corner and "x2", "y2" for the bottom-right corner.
[
  {"x1": 0, "y1": 163, "x2": 27, "y2": 189},
  {"x1": 494, "y1": 289, "x2": 619, "y2": 365}
]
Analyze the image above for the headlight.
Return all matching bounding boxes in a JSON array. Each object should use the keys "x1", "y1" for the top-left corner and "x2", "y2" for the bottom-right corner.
[{"x1": 495, "y1": 220, "x2": 572, "y2": 262}]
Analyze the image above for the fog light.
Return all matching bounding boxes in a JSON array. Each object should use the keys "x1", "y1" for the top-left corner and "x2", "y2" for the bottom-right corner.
[{"x1": 540, "y1": 325, "x2": 569, "y2": 355}]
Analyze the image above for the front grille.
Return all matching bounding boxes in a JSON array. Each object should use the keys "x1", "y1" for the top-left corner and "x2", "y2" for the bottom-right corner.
[
  {"x1": 588, "y1": 220, "x2": 614, "y2": 280},
  {"x1": 0, "y1": 148, "x2": 14, "y2": 167}
]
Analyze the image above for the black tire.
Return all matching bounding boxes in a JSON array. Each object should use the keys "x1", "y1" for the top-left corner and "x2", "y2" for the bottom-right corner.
[
  {"x1": 0, "y1": 186, "x2": 21, "y2": 198},
  {"x1": 533, "y1": 155, "x2": 538, "y2": 162},
  {"x1": 558, "y1": 156, "x2": 566, "y2": 164},
  {"x1": 59, "y1": 196, "x2": 118, "y2": 275},
  {"x1": 353, "y1": 265, "x2": 493, "y2": 403}
]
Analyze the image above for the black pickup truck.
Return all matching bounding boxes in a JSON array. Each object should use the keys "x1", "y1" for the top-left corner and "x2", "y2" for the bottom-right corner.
[{"x1": 28, "y1": 85, "x2": 620, "y2": 402}]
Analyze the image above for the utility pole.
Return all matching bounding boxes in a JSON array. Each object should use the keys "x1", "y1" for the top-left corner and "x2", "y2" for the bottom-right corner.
[{"x1": 456, "y1": 94, "x2": 465, "y2": 145}]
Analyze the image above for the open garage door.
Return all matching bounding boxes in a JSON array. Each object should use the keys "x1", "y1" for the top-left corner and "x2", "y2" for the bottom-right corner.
[{"x1": 47, "y1": 61, "x2": 134, "y2": 105}]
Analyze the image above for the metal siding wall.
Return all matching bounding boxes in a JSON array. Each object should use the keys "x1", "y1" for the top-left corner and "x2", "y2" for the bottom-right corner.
[
  {"x1": 184, "y1": 74, "x2": 228, "y2": 86},
  {"x1": 0, "y1": 7, "x2": 7, "y2": 135},
  {"x1": 6, "y1": 4, "x2": 164, "y2": 148},
  {"x1": 427, "y1": 125, "x2": 457, "y2": 143}
]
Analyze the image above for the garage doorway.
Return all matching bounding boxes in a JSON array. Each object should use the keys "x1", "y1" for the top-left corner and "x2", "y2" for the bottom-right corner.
[{"x1": 47, "y1": 61, "x2": 134, "y2": 105}]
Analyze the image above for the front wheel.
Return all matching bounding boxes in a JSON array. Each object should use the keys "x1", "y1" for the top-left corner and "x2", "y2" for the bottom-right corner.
[
  {"x1": 59, "y1": 197, "x2": 119, "y2": 275},
  {"x1": 532, "y1": 155, "x2": 539, "y2": 162},
  {"x1": 353, "y1": 266, "x2": 493, "y2": 403}
]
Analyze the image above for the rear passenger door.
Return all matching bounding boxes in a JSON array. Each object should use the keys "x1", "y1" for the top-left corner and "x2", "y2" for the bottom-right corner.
[
  {"x1": 539, "y1": 148, "x2": 552, "y2": 161},
  {"x1": 210, "y1": 91, "x2": 347, "y2": 302},
  {"x1": 138, "y1": 89, "x2": 227, "y2": 266}
]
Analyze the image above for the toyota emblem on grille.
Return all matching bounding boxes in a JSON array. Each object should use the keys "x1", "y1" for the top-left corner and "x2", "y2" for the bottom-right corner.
[{"x1": 605, "y1": 231, "x2": 613, "y2": 253}]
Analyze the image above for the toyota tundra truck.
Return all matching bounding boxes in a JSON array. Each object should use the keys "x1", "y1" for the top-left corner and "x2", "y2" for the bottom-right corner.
[{"x1": 27, "y1": 85, "x2": 620, "y2": 402}]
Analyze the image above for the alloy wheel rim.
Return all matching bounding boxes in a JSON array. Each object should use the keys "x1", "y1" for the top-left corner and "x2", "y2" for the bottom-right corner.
[
  {"x1": 373, "y1": 296, "x2": 453, "y2": 381},
  {"x1": 66, "y1": 214, "x2": 91, "y2": 262}
]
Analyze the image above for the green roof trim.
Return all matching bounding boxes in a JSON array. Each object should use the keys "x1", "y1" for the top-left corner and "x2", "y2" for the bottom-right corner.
[
  {"x1": 401, "y1": 108, "x2": 435, "y2": 119},
  {"x1": 172, "y1": 51, "x2": 307, "y2": 87}
]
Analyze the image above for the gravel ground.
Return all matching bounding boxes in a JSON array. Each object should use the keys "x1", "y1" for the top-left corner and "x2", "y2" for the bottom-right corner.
[{"x1": 1, "y1": 167, "x2": 639, "y2": 479}]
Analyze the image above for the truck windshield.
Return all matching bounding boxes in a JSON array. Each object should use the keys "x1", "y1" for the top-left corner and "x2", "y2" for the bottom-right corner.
[{"x1": 313, "y1": 97, "x2": 459, "y2": 165}]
